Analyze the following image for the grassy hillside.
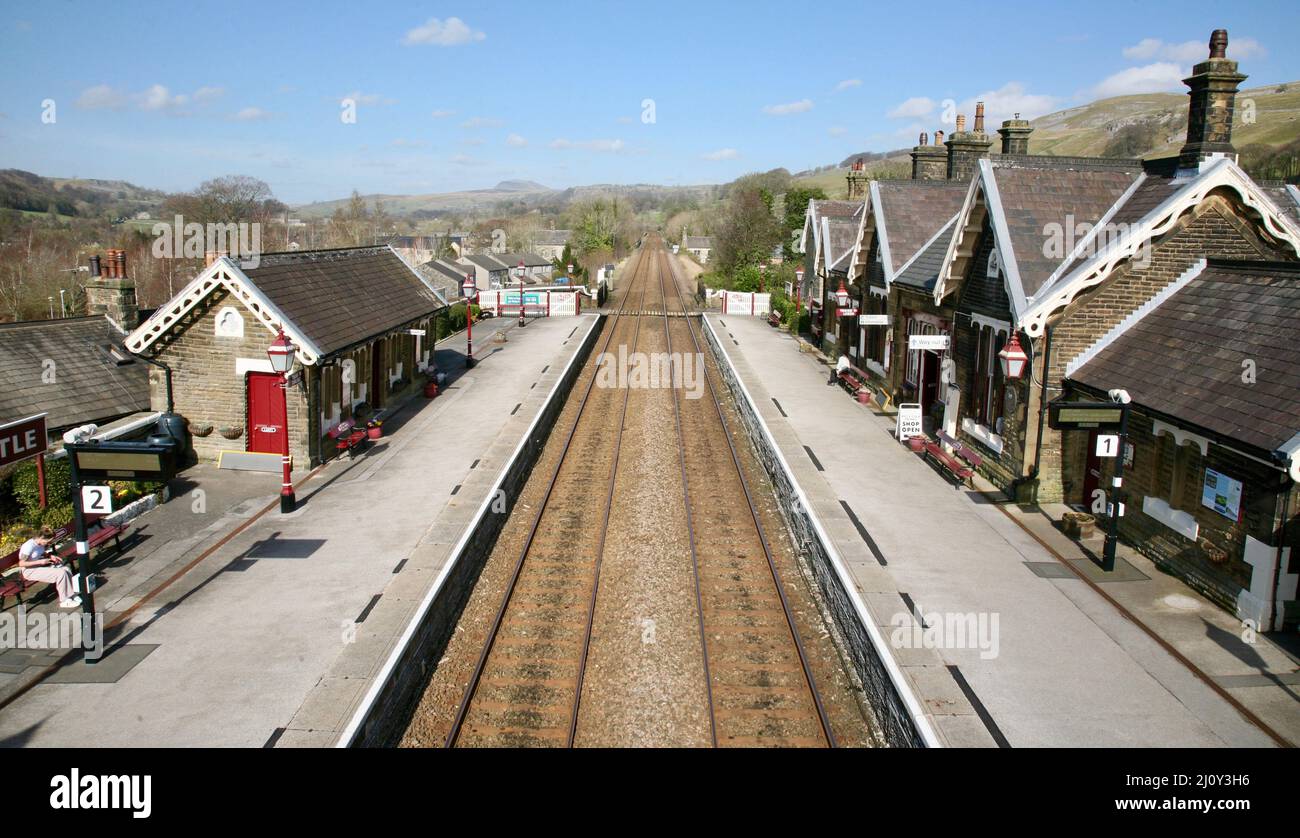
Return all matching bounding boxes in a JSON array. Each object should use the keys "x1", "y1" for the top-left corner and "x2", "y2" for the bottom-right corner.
[{"x1": 0, "y1": 169, "x2": 167, "y2": 218}]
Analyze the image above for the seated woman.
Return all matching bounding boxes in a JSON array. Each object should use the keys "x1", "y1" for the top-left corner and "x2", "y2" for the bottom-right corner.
[{"x1": 18, "y1": 527, "x2": 80, "y2": 608}]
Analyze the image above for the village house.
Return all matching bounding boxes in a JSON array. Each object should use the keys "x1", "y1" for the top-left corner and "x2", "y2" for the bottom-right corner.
[
  {"x1": 923, "y1": 30, "x2": 1300, "y2": 623},
  {"x1": 415, "y1": 257, "x2": 469, "y2": 300},
  {"x1": 682, "y1": 232, "x2": 714, "y2": 264},
  {"x1": 457, "y1": 253, "x2": 512, "y2": 291},
  {"x1": 0, "y1": 250, "x2": 150, "y2": 443},
  {"x1": 531, "y1": 229, "x2": 572, "y2": 261},
  {"x1": 497, "y1": 251, "x2": 554, "y2": 284},
  {"x1": 124, "y1": 245, "x2": 449, "y2": 468}
]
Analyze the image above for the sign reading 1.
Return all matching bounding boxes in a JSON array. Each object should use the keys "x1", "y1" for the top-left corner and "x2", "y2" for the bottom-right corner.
[{"x1": 1095, "y1": 434, "x2": 1120, "y2": 458}]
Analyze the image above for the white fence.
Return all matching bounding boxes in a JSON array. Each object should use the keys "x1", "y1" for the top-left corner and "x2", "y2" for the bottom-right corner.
[
  {"x1": 477, "y1": 288, "x2": 583, "y2": 317},
  {"x1": 719, "y1": 290, "x2": 771, "y2": 316}
]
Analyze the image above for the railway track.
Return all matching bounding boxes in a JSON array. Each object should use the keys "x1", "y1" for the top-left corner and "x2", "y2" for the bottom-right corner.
[{"x1": 442, "y1": 235, "x2": 837, "y2": 747}]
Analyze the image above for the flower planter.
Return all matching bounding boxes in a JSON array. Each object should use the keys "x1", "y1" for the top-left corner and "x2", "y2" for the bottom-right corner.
[
  {"x1": 423, "y1": 381, "x2": 440, "y2": 399},
  {"x1": 907, "y1": 435, "x2": 926, "y2": 453},
  {"x1": 856, "y1": 389, "x2": 872, "y2": 406},
  {"x1": 218, "y1": 426, "x2": 244, "y2": 440},
  {"x1": 1062, "y1": 511, "x2": 1096, "y2": 540}
]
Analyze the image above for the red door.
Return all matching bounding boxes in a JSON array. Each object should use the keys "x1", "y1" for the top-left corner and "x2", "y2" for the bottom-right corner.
[{"x1": 247, "y1": 372, "x2": 286, "y2": 454}]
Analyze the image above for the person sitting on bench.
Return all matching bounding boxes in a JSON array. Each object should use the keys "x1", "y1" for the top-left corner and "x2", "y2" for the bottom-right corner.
[
  {"x1": 18, "y1": 527, "x2": 80, "y2": 608},
  {"x1": 828, "y1": 354, "x2": 849, "y2": 386}
]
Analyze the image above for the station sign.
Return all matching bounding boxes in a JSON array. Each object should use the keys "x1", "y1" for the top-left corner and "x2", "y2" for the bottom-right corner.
[
  {"x1": 859, "y1": 314, "x2": 890, "y2": 326},
  {"x1": 66, "y1": 441, "x2": 178, "y2": 482},
  {"x1": 909, "y1": 334, "x2": 950, "y2": 351},
  {"x1": 1048, "y1": 401, "x2": 1126, "y2": 431},
  {"x1": 0, "y1": 413, "x2": 47, "y2": 469}
]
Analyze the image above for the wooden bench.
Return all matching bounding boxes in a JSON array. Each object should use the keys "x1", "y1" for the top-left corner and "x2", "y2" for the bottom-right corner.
[
  {"x1": 327, "y1": 419, "x2": 368, "y2": 459},
  {"x1": 937, "y1": 430, "x2": 984, "y2": 474},
  {"x1": 766, "y1": 311, "x2": 782, "y2": 327},
  {"x1": 919, "y1": 437, "x2": 973, "y2": 484},
  {"x1": 0, "y1": 514, "x2": 127, "y2": 609},
  {"x1": 837, "y1": 366, "x2": 870, "y2": 396}
]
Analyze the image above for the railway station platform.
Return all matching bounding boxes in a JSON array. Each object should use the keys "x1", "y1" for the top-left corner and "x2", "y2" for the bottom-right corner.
[
  {"x1": 0, "y1": 314, "x2": 601, "y2": 747},
  {"x1": 703, "y1": 313, "x2": 1293, "y2": 747}
]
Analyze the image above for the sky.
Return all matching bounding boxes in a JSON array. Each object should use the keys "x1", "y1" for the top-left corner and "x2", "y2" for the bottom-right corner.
[{"x1": 1, "y1": 0, "x2": 1298, "y2": 205}]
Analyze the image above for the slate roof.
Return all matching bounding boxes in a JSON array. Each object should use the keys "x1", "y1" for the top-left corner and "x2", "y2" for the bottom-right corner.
[
  {"x1": 1070, "y1": 260, "x2": 1300, "y2": 453},
  {"x1": 1260, "y1": 183, "x2": 1300, "y2": 227},
  {"x1": 498, "y1": 251, "x2": 552, "y2": 268},
  {"x1": 684, "y1": 236, "x2": 713, "y2": 250},
  {"x1": 894, "y1": 217, "x2": 959, "y2": 291},
  {"x1": 460, "y1": 253, "x2": 510, "y2": 271},
  {"x1": 874, "y1": 181, "x2": 967, "y2": 276},
  {"x1": 986, "y1": 158, "x2": 1142, "y2": 299},
  {"x1": 532, "y1": 229, "x2": 571, "y2": 247},
  {"x1": 0, "y1": 316, "x2": 150, "y2": 431},
  {"x1": 241, "y1": 246, "x2": 447, "y2": 357}
]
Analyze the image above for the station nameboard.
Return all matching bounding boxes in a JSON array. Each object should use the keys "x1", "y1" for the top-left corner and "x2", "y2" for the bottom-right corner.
[
  {"x1": 0, "y1": 413, "x2": 47, "y2": 469},
  {"x1": 67, "y1": 441, "x2": 178, "y2": 482},
  {"x1": 1048, "y1": 401, "x2": 1126, "y2": 431}
]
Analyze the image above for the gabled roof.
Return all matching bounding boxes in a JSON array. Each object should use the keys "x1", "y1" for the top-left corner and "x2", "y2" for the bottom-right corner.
[
  {"x1": 799, "y1": 199, "x2": 862, "y2": 258},
  {"x1": 893, "y1": 215, "x2": 960, "y2": 292},
  {"x1": 684, "y1": 235, "x2": 713, "y2": 249},
  {"x1": 460, "y1": 253, "x2": 511, "y2": 271},
  {"x1": 1069, "y1": 259, "x2": 1300, "y2": 453},
  {"x1": 0, "y1": 316, "x2": 150, "y2": 430},
  {"x1": 870, "y1": 180, "x2": 967, "y2": 286},
  {"x1": 935, "y1": 155, "x2": 1300, "y2": 338},
  {"x1": 532, "y1": 229, "x2": 571, "y2": 247},
  {"x1": 126, "y1": 246, "x2": 447, "y2": 365},
  {"x1": 498, "y1": 251, "x2": 552, "y2": 268},
  {"x1": 822, "y1": 208, "x2": 862, "y2": 275},
  {"x1": 418, "y1": 258, "x2": 469, "y2": 284}
]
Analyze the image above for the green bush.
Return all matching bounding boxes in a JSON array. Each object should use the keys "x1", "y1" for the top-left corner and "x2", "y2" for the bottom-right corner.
[{"x1": 11, "y1": 457, "x2": 72, "y2": 521}]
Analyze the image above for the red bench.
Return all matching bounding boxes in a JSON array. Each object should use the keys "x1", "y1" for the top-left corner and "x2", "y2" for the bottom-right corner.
[
  {"x1": 0, "y1": 514, "x2": 128, "y2": 609},
  {"x1": 837, "y1": 366, "x2": 870, "y2": 396},
  {"x1": 766, "y1": 311, "x2": 782, "y2": 327},
  {"x1": 327, "y1": 419, "x2": 368, "y2": 459},
  {"x1": 919, "y1": 438, "x2": 973, "y2": 484},
  {"x1": 937, "y1": 430, "x2": 984, "y2": 474}
]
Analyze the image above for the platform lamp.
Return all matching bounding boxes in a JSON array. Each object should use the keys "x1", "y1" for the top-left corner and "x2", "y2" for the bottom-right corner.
[
  {"x1": 266, "y1": 329, "x2": 296, "y2": 513},
  {"x1": 795, "y1": 268, "x2": 804, "y2": 321},
  {"x1": 833, "y1": 277, "x2": 850, "y2": 308},
  {"x1": 463, "y1": 272, "x2": 478, "y2": 368},
  {"x1": 997, "y1": 331, "x2": 1029, "y2": 380},
  {"x1": 516, "y1": 259, "x2": 527, "y2": 327}
]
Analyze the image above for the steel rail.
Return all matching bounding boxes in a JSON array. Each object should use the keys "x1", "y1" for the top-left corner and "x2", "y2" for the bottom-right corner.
[
  {"x1": 659, "y1": 245, "x2": 838, "y2": 748},
  {"x1": 444, "y1": 247, "x2": 652, "y2": 747}
]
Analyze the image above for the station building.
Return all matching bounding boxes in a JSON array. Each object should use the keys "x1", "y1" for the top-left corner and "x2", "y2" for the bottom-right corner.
[{"x1": 124, "y1": 246, "x2": 449, "y2": 467}]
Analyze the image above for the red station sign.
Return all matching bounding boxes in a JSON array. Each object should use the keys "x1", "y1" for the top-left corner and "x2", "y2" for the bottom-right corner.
[{"x1": 0, "y1": 413, "x2": 48, "y2": 468}]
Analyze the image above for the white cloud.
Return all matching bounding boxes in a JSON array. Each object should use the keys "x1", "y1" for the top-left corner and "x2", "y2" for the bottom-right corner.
[
  {"x1": 702, "y1": 148, "x2": 739, "y2": 161},
  {"x1": 550, "y1": 138, "x2": 626, "y2": 153},
  {"x1": 887, "y1": 96, "x2": 935, "y2": 120},
  {"x1": 138, "y1": 84, "x2": 188, "y2": 111},
  {"x1": 193, "y1": 86, "x2": 225, "y2": 103},
  {"x1": 955, "y1": 82, "x2": 1060, "y2": 125},
  {"x1": 1122, "y1": 36, "x2": 1266, "y2": 63},
  {"x1": 1089, "y1": 62, "x2": 1186, "y2": 98},
  {"x1": 827, "y1": 126, "x2": 847, "y2": 137},
  {"x1": 763, "y1": 99, "x2": 813, "y2": 116},
  {"x1": 342, "y1": 91, "x2": 397, "y2": 106},
  {"x1": 835, "y1": 79, "x2": 862, "y2": 92},
  {"x1": 461, "y1": 137, "x2": 486, "y2": 147},
  {"x1": 402, "y1": 16, "x2": 485, "y2": 46},
  {"x1": 231, "y1": 107, "x2": 271, "y2": 122},
  {"x1": 460, "y1": 116, "x2": 502, "y2": 129},
  {"x1": 431, "y1": 109, "x2": 455, "y2": 118},
  {"x1": 506, "y1": 133, "x2": 528, "y2": 147},
  {"x1": 75, "y1": 84, "x2": 127, "y2": 110}
]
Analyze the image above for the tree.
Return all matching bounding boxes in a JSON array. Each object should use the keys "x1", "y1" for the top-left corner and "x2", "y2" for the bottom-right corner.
[
  {"x1": 782, "y1": 186, "x2": 826, "y2": 259},
  {"x1": 712, "y1": 187, "x2": 782, "y2": 276}
]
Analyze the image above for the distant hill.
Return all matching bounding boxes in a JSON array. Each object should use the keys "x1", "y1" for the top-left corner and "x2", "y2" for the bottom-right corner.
[
  {"x1": 0, "y1": 170, "x2": 168, "y2": 218},
  {"x1": 800, "y1": 80, "x2": 1300, "y2": 197}
]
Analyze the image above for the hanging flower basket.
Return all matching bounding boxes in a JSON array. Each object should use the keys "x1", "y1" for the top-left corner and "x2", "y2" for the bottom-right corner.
[
  {"x1": 1198, "y1": 537, "x2": 1230, "y2": 565},
  {"x1": 218, "y1": 425, "x2": 244, "y2": 440},
  {"x1": 191, "y1": 424, "x2": 214, "y2": 438}
]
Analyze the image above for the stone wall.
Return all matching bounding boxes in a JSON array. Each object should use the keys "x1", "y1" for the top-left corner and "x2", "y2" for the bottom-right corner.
[
  {"x1": 701, "y1": 316, "x2": 929, "y2": 747},
  {"x1": 348, "y1": 315, "x2": 603, "y2": 747}
]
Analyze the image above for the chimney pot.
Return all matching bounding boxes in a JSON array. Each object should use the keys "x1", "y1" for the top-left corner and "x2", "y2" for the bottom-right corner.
[
  {"x1": 1179, "y1": 28, "x2": 1247, "y2": 169},
  {"x1": 974, "y1": 102, "x2": 985, "y2": 133},
  {"x1": 89, "y1": 254, "x2": 101, "y2": 277},
  {"x1": 934, "y1": 129, "x2": 944, "y2": 144},
  {"x1": 956, "y1": 114, "x2": 967, "y2": 133},
  {"x1": 1209, "y1": 29, "x2": 1228, "y2": 59}
]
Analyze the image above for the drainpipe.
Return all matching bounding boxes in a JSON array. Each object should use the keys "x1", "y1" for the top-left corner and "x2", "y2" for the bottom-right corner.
[
  {"x1": 1009, "y1": 324, "x2": 1052, "y2": 501},
  {"x1": 130, "y1": 348, "x2": 175, "y2": 414}
]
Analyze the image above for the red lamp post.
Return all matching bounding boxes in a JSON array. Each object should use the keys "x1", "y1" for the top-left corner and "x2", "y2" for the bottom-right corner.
[
  {"x1": 266, "y1": 328, "x2": 296, "y2": 513},
  {"x1": 463, "y1": 272, "x2": 478, "y2": 368},
  {"x1": 516, "y1": 260, "x2": 527, "y2": 327}
]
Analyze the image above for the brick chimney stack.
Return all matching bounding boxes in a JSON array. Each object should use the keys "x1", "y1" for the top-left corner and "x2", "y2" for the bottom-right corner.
[
  {"x1": 911, "y1": 131, "x2": 948, "y2": 181},
  {"x1": 945, "y1": 102, "x2": 994, "y2": 180},
  {"x1": 998, "y1": 113, "x2": 1033, "y2": 155},
  {"x1": 85, "y1": 249, "x2": 139, "y2": 333},
  {"x1": 1179, "y1": 28, "x2": 1248, "y2": 170}
]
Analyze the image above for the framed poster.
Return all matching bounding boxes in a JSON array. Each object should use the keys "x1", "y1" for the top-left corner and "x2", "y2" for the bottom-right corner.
[{"x1": 1201, "y1": 468, "x2": 1243, "y2": 521}]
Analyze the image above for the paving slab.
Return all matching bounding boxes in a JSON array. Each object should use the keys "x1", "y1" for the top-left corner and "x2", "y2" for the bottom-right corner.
[
  {"x1": 0, "y1": 314, "x2": 598, "y2": 747},
  {"x1": 706, "y1": 313, "x2": 1284, "y2": 748}
]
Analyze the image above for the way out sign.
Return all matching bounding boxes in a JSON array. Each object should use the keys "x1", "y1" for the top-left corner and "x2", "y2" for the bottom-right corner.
[
  {"x1": 0, "y1": 413, "x2": 47, "y2": 468},
  {"x1": 81, "y1": 485, "x2": 113, "y2": 515}
]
